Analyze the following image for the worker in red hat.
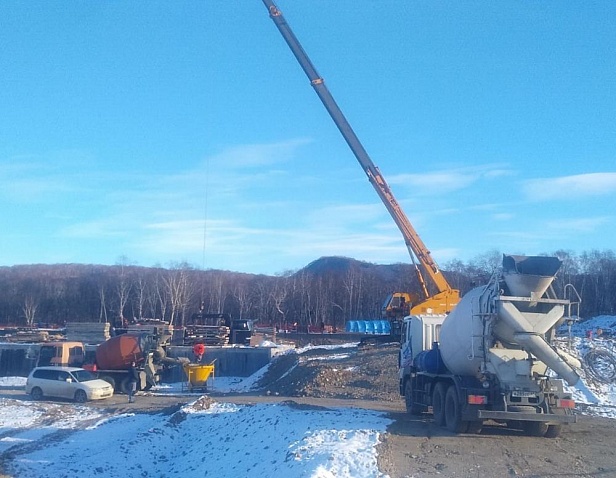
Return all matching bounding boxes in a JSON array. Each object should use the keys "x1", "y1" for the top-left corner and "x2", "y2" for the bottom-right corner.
[{"x1": 193, "y1": 343, "x2": 205, "y2": 362}]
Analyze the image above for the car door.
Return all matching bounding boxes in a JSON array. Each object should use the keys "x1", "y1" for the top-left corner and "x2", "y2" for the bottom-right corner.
[
  {"x1": 42, "y1": 369, "x2": 63, "y2": 398},
  {"x1": 56, "y1": 370, "x2": 74, "y2": 399}
]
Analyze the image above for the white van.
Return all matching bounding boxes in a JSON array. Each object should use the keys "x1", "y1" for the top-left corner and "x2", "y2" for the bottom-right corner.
[{"x1": 25, "y1": 366, "x2": 114, "y2": 403}]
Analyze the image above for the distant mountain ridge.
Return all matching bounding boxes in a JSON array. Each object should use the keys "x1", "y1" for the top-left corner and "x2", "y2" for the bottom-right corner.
[{"x1": 299, "y1": 256, "x2": 413, "y2": 282}]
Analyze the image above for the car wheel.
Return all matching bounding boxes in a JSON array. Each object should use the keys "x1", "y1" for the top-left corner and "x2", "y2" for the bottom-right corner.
[
  {"x1": 74, "y1": 389, "x2": 88, "y2": 403},
  {"x1": 30, "y1": 387, "x2": 43, "y2": 401}
]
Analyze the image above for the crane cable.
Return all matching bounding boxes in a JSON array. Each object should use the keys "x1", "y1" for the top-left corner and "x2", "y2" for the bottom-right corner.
[{"x1": 200, "y1": 156, "x2": 211, "y2": 307}]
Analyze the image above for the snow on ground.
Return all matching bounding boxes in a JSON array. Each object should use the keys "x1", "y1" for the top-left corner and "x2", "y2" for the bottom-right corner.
[
  {"x1": 561, "y1": 315, "x2": 616, "y2": 338},
  {"x1": 2, "y1": 397, "x2": 391, "y2": 478},
  {"x1": 0, "y1": 388, "x2": 105, "y2": 457}
]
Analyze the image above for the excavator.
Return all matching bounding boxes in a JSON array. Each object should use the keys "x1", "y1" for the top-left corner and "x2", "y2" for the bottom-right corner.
[{"x1": 262, "y1": 1, "x2": 460, "y2": 329}]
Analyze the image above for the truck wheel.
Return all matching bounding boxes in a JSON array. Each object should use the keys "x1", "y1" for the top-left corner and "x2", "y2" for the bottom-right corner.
[
  {"x1": 466, "y1": 420, "x2": 483, "y2": 434},
  {"x1": 404, "y1": 380, "x2": 422, "y2": 415},
  {"x1": 523, "y1": 421, "x2": 548, "y2": 437},
  {"x1": 121, "y1": 378, "x2": 133, "y2": 395},
  {"x1": 544, "y1": 424, "x2": 562, "y2": 438},
  {"x1": 432, "y1": 382, "x2": 447, "y2": 426},
  {"x1": 444, "y1": 385, "x2": 469, "y2": 434},
  {"x1": 74, "y1": 389, "x2": 88, "y2": 403}
]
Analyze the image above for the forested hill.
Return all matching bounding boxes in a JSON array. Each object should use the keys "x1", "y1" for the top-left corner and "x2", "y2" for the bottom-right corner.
[{"x1": 0, "y1": 249, "x2": 614, "y2": 328}]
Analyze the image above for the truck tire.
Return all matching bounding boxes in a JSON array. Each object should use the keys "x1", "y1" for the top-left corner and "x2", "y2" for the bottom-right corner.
[
  {"x1": 121, "y1": 377, "x2": 133, "y2": 395},
  {"x1": 544, "y1": 424, "x2": 562, "y2": 438},
  {"x1": 466, "y1": 420, "x2": 483, "y2": 434},
  {"x1": 404, "y1": 379, "x2": 422, "y2": 415},
  {"x1": 523, "y1": 421, "x2": 548, "y2": 437},
  {"x1": 444, "y1": 385, "x2": 469, "y2": 434},
  {"x1": 432, "y1": 382, "x2": 447, "y2": 427}
]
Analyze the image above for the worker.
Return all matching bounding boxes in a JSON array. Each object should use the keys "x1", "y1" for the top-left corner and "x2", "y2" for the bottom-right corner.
[
  {"x1": 193, "y1": 343, "x2": 205, "y2": 363},
  {"x1": 127, "y1": 361, "x2": 139, "y2": 403}
]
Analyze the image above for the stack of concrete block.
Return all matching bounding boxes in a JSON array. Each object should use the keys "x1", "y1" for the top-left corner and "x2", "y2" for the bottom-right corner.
[
  {"x1": 127, "y1": 322, "x2": 174, "y2": 344},
  {"x1": 65, "y1": 322, "x2": 110, "y2": 344}
]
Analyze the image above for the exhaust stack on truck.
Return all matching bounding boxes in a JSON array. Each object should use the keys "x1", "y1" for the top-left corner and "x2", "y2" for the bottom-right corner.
[{"x1": 399, "y1": 255, "x2": 581, "y2": 437}]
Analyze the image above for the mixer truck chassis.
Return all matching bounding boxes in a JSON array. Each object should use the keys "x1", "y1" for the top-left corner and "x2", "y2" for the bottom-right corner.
[{"x1": 401, "y1": 371, "x2": 576, "y2": 437}]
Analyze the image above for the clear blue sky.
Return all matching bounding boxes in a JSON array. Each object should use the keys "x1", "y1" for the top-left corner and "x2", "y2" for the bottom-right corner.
[{"x1": 1, "y1": 1, "x2": 614, "y2": 275}]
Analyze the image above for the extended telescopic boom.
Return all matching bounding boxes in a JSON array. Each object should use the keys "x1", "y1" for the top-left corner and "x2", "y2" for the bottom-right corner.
[{"x1": 262, "y1": 0, "x2": 459, "y2": 313}]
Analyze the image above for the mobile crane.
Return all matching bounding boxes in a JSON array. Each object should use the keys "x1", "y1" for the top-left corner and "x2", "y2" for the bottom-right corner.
[{"x1": 262, "y1": 1, "x2": 460, "y2": 318}]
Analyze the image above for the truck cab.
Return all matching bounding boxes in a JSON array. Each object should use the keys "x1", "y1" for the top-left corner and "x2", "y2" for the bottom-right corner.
[
  {"x1": 37, "y1": 342, "x2": 85, "y2": 368},
  {"x1": 399, "y1": 314, "x2": 445, "y2": 371}
]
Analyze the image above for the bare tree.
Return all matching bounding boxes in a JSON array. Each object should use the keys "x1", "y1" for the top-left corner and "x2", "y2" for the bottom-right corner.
[
  {"x1": 270, "y1": 277, "x2": 289, "y2": 328},
  {"x1": 201, "y1": 271, "x2": 229, "y2": 314},
  {"x1": 343, "y1": 265, "x2": 363, "y2": 322},
  {"x1": 233, "y1": 280, "x2": 250, "y2": 319},
  {"x1": 98, "y1": 283, "x2": 108, "y2": 324},
  {"x1": 22, "y1": 295, "x2": 39, "y2": 327},
  {"x1": 155, "y1": 270, "x2": 169, "y2": 322},
  {"x1": 132, "y1": 273, "x2": 144, "y2": 320},
  {"x1": 163, "y1": 263, "x2": 194, "y2": 326},
  {"x1": 253, "y1": 280, "x2": 273, "y2": 324}
]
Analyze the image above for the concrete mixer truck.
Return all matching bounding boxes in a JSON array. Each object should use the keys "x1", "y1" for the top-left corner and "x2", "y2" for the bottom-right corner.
[
  {"x1": 399, "y1": 254, "x2": 582, "y2": 438},
  {"x1": 39, "y1": 329, "x2": 187, "y2": 394}
]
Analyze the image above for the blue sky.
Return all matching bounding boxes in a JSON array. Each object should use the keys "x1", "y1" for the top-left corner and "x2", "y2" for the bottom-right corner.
[{"x1": 1, "y1": 1, "x2": 615, "y2": 275}]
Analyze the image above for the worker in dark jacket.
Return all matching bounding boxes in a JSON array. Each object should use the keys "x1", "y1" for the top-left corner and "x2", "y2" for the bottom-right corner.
[{"x1": 128, "y1": 361, "x2": 139, "y2": 403}]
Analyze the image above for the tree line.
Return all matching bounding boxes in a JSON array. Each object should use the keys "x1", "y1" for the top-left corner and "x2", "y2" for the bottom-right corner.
[{"x1": 0, "y1": 249, "x2": 614, "y2": 329}]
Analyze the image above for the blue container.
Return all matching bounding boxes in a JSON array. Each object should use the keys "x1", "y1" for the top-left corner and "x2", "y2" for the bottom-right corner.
[
  {"x1": 415, "y1": 344, "x2": 448, "y2": 374},
  {"x1": 357, "y1": 321, "x2": 366, "y2": 333},
  {"x1": 364, "y1": 320, "x2": 374, "y2": 334}
]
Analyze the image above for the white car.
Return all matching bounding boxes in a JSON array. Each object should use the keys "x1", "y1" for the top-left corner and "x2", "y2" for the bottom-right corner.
[{"x1": 25, "y1": 366, "x2": 114, "y2": 403}]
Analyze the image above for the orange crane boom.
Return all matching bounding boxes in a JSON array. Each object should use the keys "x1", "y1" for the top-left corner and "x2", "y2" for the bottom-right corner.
[{"x1": 262, "y1": 1, "x2": 459, "y2": 314}]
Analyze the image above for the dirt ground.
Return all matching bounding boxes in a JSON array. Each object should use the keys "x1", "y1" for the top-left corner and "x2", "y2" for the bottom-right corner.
[
  {"x1": 240, "y1": 342, "x2": 616, "y2": 478},
  {"x1": 2, "y1": 342, "x2": 616, "y2": 477}
]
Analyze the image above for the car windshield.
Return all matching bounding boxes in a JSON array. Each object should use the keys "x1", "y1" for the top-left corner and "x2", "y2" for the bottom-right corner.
[{"x1": 71, "y1": 370, "x2": 97, "y2": 382}]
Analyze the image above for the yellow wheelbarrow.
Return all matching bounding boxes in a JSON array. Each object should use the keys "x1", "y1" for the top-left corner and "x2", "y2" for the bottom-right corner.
[{"x1": 182, "y1": 361, "x2": 215, "y2": 392}]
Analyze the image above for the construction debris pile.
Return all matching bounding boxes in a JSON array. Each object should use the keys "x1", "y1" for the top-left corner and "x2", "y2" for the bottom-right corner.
[{"x1": 255, "y1": 343, "x2": 400, "y2": 402}]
